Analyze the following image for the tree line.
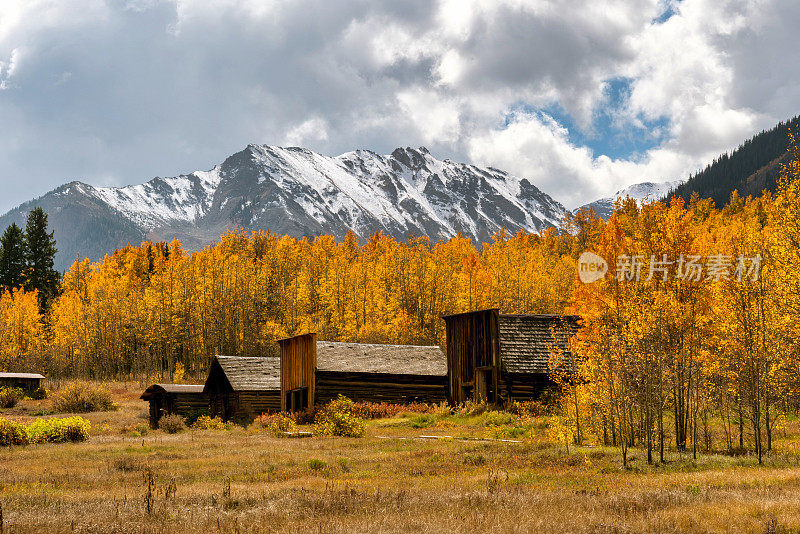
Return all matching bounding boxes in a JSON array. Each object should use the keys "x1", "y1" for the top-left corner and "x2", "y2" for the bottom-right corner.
[{"x1": 3, "y1": 135, "x2": 800, "y2": 461}]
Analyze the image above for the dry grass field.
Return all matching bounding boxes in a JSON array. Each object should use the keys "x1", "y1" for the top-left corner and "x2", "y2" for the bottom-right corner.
[{"x1": 3, "y1": 384, "x2": 800, "y2": 533}]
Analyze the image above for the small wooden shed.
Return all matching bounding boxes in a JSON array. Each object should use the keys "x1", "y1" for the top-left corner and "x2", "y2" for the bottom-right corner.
[
  {"x1": 443, "y1": 309, "x2": 580, "y2": 404},
  {"x1": 203, "y1": 355, "x2": 281, "y2": 421},
  {"x1": 278, "y1": 334, "x2": 447, "y2": 411},
  {"x1": 0, "y1": 372, "x2": 45, "y2": 392},
  {"x1": 140, "y1": 384, "x2": 209, "y2": 428}
]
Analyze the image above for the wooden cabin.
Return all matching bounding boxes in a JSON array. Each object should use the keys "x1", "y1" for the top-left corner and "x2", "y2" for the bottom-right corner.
[
  {"x1": 0, "y1": 372, "x2": 45, "y2": 392},
  {"x1": 278, "y1": 334, "x2": 447, "y2": 411},
  {"x1": 203, "y1": 355, "x2": 281, "y2": 421},
  {"x1": 140, "y1": 384, "x2": 209, "y2": 428},
  {"x1": 443, "y1": 309, "x2": 580, "y2": 404}
]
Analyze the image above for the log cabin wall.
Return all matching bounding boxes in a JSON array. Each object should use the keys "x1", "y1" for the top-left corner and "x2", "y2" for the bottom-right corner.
[
  {"x1": 140, "y1": 384, "x2": 209, "y2": 428},
  {"x1": 315, "y1": 371, "x2": 447, "y2": 405},
  {"x1": 203, "y1": 355, "x2": 281, "y2": 421},
  {"x1": 443, "y1": 309, "x2": 501, "y2": 404},
  {"x1": 278, "y1": 333, "x2": 317, "y2": 411}
]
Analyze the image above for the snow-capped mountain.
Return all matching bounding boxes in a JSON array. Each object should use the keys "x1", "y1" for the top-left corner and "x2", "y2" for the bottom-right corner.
[
  {"x1": 577, "y1": 180, "x2": 685, "y2": 219},
  {"x1": 0, "y1": 145, "x2": 569, "y2": 270}
]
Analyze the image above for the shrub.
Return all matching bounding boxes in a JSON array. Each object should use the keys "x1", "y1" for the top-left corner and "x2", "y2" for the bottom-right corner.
[
  {"x1": 0, "y1": 387, "x2": 23, "y2": 408},
  {"x1": 53, "y1": 383, "x2": 117, "y2": 413},
  {"x1": 292, "y1": 406, "x2": 318, "y2": 425},
  {"x1": 314, "y1": 395, "x2": 366, "y2": 438},
  {"x1": 158, "y1": 414, "x2": 186, "y2": 434},
  {"x1": 0, "y1": 418, "x2": 29, "y2": 446},
  {"x1": 456, "y1": 400, "x2": 489, "y2": 416},
  {"x1": 29, "y1": 387, "x2": 48, "y2": 400},
  {"x1": 307, "y1": 458, "x2": 327, "y2": 471},
  {"x1": 183, "y1": 407, "x2": 209, "y2": 426},
  {"x1": 254, "y1": 413, "x2": 296, "y2": 436},
  {"x1": 27, "y1": 417, "x2": 91, "y2": 443},
  {"x1": 191, "y1": 415, "x2": 229, "y2": 431}
]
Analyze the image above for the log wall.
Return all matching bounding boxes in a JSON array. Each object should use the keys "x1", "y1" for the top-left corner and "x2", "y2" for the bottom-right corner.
[{"x1": 315, "y1": 371, "x2": 447, "y2": 405}]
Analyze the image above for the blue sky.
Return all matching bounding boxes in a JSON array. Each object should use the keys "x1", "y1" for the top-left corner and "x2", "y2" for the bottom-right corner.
[{"x1": 1, "y1": 0, "x2": 798, "y2": 210}]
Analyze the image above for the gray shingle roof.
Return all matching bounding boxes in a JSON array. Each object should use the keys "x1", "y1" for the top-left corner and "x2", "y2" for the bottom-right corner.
[
  {"x1": 214, "y1": 356, "x2": 281, "y2": 391},
  {"x1": 0, "y1": 372, "x2": 45, "y2": 380},
  {"x1": 140, "y1": 384, "x2": 206, "y2": 400},
  {"x1": 498, "y1": 314, "x2": 580, "y2": 374},
  {"x1": 316, "y1": 341, "x2": 446, "y2": 376}
]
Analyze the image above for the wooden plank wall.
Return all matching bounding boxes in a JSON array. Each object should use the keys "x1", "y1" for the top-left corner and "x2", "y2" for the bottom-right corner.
[
  {"x1": 444, "y1": 309, "x2": 500, "y2": 404},
  {"x1": 279, "y1": 333, "x2": 317, "y2": 411},
  {"x1": 315, "y1": 372, "x2": 447, "y2": 405},
  {"x1": 502, "y1": 373, "x2": 554, "y2": 401}
]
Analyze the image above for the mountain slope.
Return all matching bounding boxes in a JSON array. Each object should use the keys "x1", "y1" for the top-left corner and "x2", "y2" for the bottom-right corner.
[
  {"x1": 672, "y1": 115, "x2": 800, "y2": 205},
  {"x1": 577, "y1": 180, "x2": 685, "y2": 219},
  {"x1": 0, "y1": 145, "x2": 569, "y2": 270}
]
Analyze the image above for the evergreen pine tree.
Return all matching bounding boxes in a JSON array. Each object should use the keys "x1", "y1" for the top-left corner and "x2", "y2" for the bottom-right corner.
[
  {"x1": 0, "y1": 223, "x2": 27, "y2": 291},
  {"x1": 23, "y1": 207, "x2": 60, "y2": 308}
]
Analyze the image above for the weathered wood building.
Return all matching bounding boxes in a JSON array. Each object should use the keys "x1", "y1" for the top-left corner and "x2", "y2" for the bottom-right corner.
[
  {"x1": 443, "y1": 309, "x2": 580, "y2": 404},
  {"x1": 278, "y1": 334, "x2": 447, "y2": 410},
  {"x1": 140, "y1": 384, "x2": 209, "y2": 428},
  {"x1": 203, "y1": 355, "x2": 281, "y2": 421},
  {"x1": 0, "y1": 372, "x2": 45, "y2": 392}
]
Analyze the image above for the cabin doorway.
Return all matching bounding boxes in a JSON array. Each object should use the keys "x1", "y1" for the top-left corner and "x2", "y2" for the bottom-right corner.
[
  {"x1": 475, "y1": 367, "x2": 494, "y2": 403},
  {"x1": 286, "y1": 387, "x2": 309, "y2": 412}
]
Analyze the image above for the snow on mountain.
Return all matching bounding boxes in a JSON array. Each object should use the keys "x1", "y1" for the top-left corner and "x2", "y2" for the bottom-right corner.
[
  {"x1": 577, "y1": 180, "x2": 685, "y2": 219},
  {"x1": 0, "y1": 145, "x2": 569, "y2": 270}
]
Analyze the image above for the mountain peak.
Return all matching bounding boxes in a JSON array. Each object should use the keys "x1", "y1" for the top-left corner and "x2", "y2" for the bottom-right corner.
[{"x1": 0, "y1": 144, "x2": 568, "y2": 270}]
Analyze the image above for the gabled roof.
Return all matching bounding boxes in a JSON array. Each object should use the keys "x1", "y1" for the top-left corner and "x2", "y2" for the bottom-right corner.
[
  {"x1": 207, "y1": 355, "x2": 281, "y2": 391},
  {"x1": 140, "y1": 384, "x2": 206, "y2": 400},
  {"x1": 498, "y1": 314, "x2": 580, "y2": 374},
  {"x1": 316, "y1": 341, "x2": 446, "y2": 376},
  {"x1": 0, "y1": 372, "x2": 45, "y2": 380}
]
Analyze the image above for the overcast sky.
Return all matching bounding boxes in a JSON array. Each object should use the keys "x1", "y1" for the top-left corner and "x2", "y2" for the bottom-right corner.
[{"x1": 1, "y1": 0, "x2": 798, "y2": 212}]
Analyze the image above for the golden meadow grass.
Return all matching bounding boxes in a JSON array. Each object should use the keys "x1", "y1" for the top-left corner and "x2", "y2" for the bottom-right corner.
[{"x1": 2, "y1": 384, "x2": 800, "y2": 533}]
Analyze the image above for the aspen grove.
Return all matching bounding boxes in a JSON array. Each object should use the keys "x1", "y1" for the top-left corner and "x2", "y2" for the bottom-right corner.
[{"x1": 3, "y1": 136, "x2": 800, "y2": 460}]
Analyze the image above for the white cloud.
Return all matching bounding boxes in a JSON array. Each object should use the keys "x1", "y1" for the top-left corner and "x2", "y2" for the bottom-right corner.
[
  {"x1": 0, "y1": 0, "x2": 796, "y2": 213},
  {"x1": 284, "y1": 117, "x2": 329, "y2": 146}
]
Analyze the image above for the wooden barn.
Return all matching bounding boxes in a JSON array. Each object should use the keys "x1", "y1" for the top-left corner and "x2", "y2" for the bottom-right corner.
[
  {"x1": 278, "y1": 333, "x2": 447, "y2": 411},
  {"x1": 443, "y1": 309, "x2": 580, "y2": 404},
  {"x1": 0, "y1": 372, "x2": 45, "y2": 392},
  {"x1": 140, "y1": 384, "x2": 209, "y2": 428},
  {"x1": 203, "y1": 355, "x2": 281, "y2": 421}
]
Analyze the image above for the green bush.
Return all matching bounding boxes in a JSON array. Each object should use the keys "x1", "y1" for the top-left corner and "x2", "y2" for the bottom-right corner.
[
  {"x1": 158, "y1": 414, "x2": 186, "y2": 433},
  {"x1": 0, "y1": 387, "x2": 23, "y2": 408},
  {"x1": 26, "y1": 416, "x2": 91, "y2": 443},
  {"x1": 307, "y1": 458, "x2": 327, "y2": 471},
  {"x1": 0, "y1": 418, "x2": 29, "y2": 446},
  {"x1": 53, "y1": 383, "x2": 117, "y2": 413},
  {"x1": 314, "y1": 395, "x2": 366, "y2": 438}
]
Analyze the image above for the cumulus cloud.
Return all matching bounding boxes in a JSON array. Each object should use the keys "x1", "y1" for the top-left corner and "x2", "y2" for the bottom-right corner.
[{"x1": 0, "y1": 0, "x2": 796, "y2": 212}]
